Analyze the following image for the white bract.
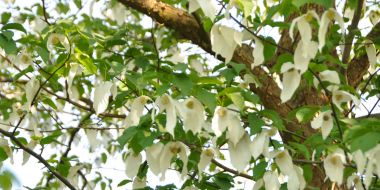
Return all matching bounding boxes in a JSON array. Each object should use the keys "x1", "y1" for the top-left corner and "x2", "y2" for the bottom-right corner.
[
  {"x1": 25, "y1": 77, "x2": 40, "y2": 111},
  {"x1": 211, "y1": 106, "x2": 244, "y2": 146},
  {"x1": 263, "y1": 171, "x2": 281, "y2": 190},
  {"x1": 250, "y1": 128, "x2": 277, "y2": 159},
  {"x1": 198, "y1": 148, "x2": 215, "y2": 178},
  {"x1": 275, "y1": 150, "x2": 306, "y2": 190},
  {"x1": 159, "y1": 141, "x2": 189, "y2": 180},
  {"x1": 251, "y1": 37, "x2": 264, "y2": 68},
  {"x1": 294, "y1": 40, "x2": 318, "y2": 73},
  {"x1": 313, "y1": 70, "x2": 340, "y2": 90},
  {"x1": 311, "y1": 110, "x2": 333, "y2": 139},
  {"x1": 105, "y1": 2, "x2": 127, "y2": 25},
  {"x1": 125, "y1": 151, "x2": 143, "y2": 178},
  {"x1": 47, "y1": 33, "x2": 70, "y2": 52},
  {"x1": 177, "y1": 97, "x2": 205, "y2": 134},
  {"x1": 93, "y1": 81, "x2": 113, "y2": 115},
  {"x1": 364, "y1": 40, "x2": 377, "y2": 73},
  {"x1": 132, "y1": 177, "x2": 146, "y2": 189},
  {"x1": 188, "y1": 0, "x2": 217, "y2": 21},
  {"x1": 126, "y1": 95, "x2": 151, "y2": 127},
  {"x1": 66, "y1": 63, "x2": 83, "y2": 98},
  {"x1": 290, "y1": 11, "x2": 319, "y2": 44},
  {"x1": 210, "y1": 24, "x2": 242, "y2": 63},
  {"x1": 290, "y1": 11, "x2": 319, "y2": 73},
  {"x1": 280, "y1": 62, "x2": 301, "y2": 103},
  {"x1": 228, "y1": 133, "x2": 251, "y2": 172},
  {"x1": 347, "y1": 174, "x2": 364, "y2": 190},
  {"x1": 352, "y1": 150, "x2": 366, "y2": 174},
  {"x1": 155, "y1": 94, "x2": 178, "y2": 136},
  {"x1": 331, "y1": 87, "x2": 360, "y2": 111},
  {"x1": 145, "y1": 143, "x2": 164, "y2": 176},
  {"x1": 14, "y1": 49, "x2": 33, "y2": 69},
  {"x1": 319, "y1": 9, "x2": 345, "y2": 51},
  {"x1": 324, "y1": 148, "x2": 346, "y2": 185}
]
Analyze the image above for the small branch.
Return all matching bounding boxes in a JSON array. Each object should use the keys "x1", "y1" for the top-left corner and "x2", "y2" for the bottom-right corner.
[
  {"x1": 342, "y1": 0, "x2": 364, "y2": 64},
  {"x1": 0, "y1": 128, "x2": 76, "y2": 190},
  {"x1": 41, "y1": 0, "x2": 52, "y2": 25},
  {"x1": 46, "y1": 114, "x2": 91, "y2": 188},
  {"x1": 346, "y1": 68, "x2": 380, "y2": 116},
  {"x1": 310, "y1": 69, "x2": 343, "y2": 140},
  {"x1": 211, "y1": 159, "x2": 253, "y2": 179}
]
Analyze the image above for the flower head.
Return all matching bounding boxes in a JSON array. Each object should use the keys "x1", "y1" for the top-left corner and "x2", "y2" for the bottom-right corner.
[
  {"x1": 319, "y1": 8, "x2": 345, "y2": 51},
  {"x1": 177, "y1": 97, "x2": 205, "y2": 134},
  {"x1": 156, "y1": 94, "x2": 178, "y2": 136},
  {"x1": 280, "y1": 62, "x2": 301, "y2": 103},
  {"x1": 211, "y1": 106, "x2": 244, "y2": 146},
  {"x1": 311, "y1": 110, "x2": 333, "y2": 139},
  {"x1": 324, "y1": 148, "x2": 346, "y2": 185},
  {"x1": 211, "y1": 24, "x2": 242, "y2": 63}
]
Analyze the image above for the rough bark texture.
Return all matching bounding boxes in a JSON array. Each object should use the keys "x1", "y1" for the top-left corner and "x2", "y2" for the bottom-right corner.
[{"x1": 118, "y1": 0, "x2": 378, "y2": 189}]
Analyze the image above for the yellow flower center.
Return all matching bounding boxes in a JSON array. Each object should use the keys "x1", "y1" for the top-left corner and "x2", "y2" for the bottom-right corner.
[
  {"x1": 205, "y1": 149, "x2": 214, "y2": 157},
  {"x1": 323, "y1": 114, "x2": 330, "y2": 121},
  {"x1": 186, "y1": 100, "x2": 194, "y2": 109},
  {"x1": 277, "y1": 151, "x2": 286, "y2": 159},
  {"x1": 305, "y1": 13, "x2": 314, "y2": 22},
  {"x1": 267, "y1": 128, "x2": 277, "y2": 137},
  {"x1": 169, "y1": 145, "x2": 181, "y2": 154},
  {"x1": 51, "y1": 36, "x2": 60, "y2": 45},
  {"x1": 140, "y1": 96, "x2": 149, "y2": 104},
  {"x1": 21, "y1": 54, "x2": 30, "y2": 63},
  {"x1": 327, "y1": 10, "x2": 335, "y2": 20},
  {"x1": 330, "y1": 156, "x2": 339, "y2": 165},
  {"x1": 161, "y1": 95, "x2": 169, "y2": 105},
  {"x1": 335, "y1": 94, "x2": 343, "y2": 101},
  {"x1": 217, "y1": 108, "x2": 226, "y2": 117}
]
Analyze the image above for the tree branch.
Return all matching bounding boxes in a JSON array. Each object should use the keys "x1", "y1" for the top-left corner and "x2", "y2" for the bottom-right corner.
[
  {"x1": 342, "y1": 0, "x2": 364, "y2": 64},
  {"x1": 0, "y1": 128, "x2": 76, "y2": 190}
]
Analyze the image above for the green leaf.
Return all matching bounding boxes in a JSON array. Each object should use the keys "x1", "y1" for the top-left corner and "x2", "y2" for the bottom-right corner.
[
  {"x1": 252, "y1": 161, "x2": 267, "y2": 180},
  {"x1": 40, "y1": 131, "x2": 62, "y2": 145},
  {"x1": 259, "y1": 110, "x2": 285, "y2": 130},
  {"x1": 0, "y1": 147, "x2": 8, "y2": 162},
  {"x1": 288, "y1": 106, "x2": 319, "y2": 124},
  {"x1": 237, "y1": 0, "x2": 254, "y2": 17},
  {"x1": 117, "y1": 126, "x2": 138, "y2": 148},
  {"x1": 248, "y1": 113, "x2": 265, "y2": 134},
  {"x1": 0, "y1": 32, "x2": 17, "y2": 54},
  {"x1": 74, "y1": 0, "x2": 82, "y2": 9},
  {"x1": 173, "y1": 74, "x2": 193, "y2": 96},
  {"x1": 77, "y1": 53, "x2": 97, "y2": 74},
  {"x1": 117, "y1": 179, "x2": 132, "y2": 187},
  {"x1": 42, "y1": 97, "x2": 57, "y2": 110},
  {"x1": 13, "y1": 66, "x2": 34, "y2": 80},
  {"x1": 36, "y1": 46, "x2": 50, "y2": 64},
  {"x1": 1, "y1": 12, "x2": 11, "y2": 24},
  {"x1": 227, "y1": 92, "x2": 245, "y2": 111},
  {"x1": 2, "y1": 23, "x2": 27, "y2": 33},
  {"x1": 0, "y1": 171, "x2": 12, "y2": 190},
  {"x1": 263, "y1": 37, "x2": 277, "y2": 62},
  {"x1": 194, "y1": 87, "x2": 217, "y2": 112},
  {"x1": 213, "y1": 173, "x2": 233, "y2": 190},
  {"x1": 292, "y1": 0, "x2": 333, "y2": 8},
  {"x1": 343, "y1": 118, "x2": 380, "y2": 152},
  {"x1": 229, "y1": 62, "x2": 246, "y2": 74}
]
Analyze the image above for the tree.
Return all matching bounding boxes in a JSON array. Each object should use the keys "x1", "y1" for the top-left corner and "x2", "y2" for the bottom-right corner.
[{"x1": 0, "y1": 0, "x2": 379, "y2": 189}]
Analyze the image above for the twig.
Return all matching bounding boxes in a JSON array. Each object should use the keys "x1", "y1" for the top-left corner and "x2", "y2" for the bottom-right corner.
[
  {"x1": 310, "y1": 69, "x2": 343, "y2": 140},
  {"x1": 346, "y1": 68, "x2": 380, "y2": 116},
  {"x1": 342, "y1": 0, "x2": 364, "y2": 64},
  {"x1": 41, "y1": 0, "x2": 52, "y2": 25},
  {"x1": 0, "y1": 128, "x2": 76, "y2": 190},
  {"x1": 211, "y1": 159, "x2": 253, "y2": 179}
]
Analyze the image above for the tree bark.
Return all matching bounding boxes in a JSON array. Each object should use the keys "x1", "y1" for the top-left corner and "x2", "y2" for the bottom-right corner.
[{"x1": 118, "y1": 0, "x2": 378, "y2": 188}]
